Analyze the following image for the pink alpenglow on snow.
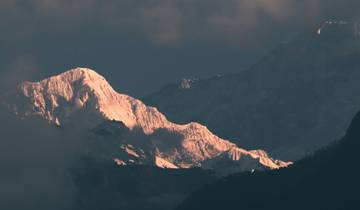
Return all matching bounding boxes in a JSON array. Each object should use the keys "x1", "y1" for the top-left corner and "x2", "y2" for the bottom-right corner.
[{"x1": 8, "y1": 68, "x2": 292, "y2": 172}]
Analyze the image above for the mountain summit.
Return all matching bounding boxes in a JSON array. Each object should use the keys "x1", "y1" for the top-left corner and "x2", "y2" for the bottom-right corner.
[
  {"x1": 6, "y1": 68, "x2": 290, "y2": 171},
  {"x1": 19, "y1": 68, "x2": 166, "y2": 132}
]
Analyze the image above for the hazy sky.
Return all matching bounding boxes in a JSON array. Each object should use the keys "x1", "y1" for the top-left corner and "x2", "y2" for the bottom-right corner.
[{"x1": 1, "y1": 0, "x2": 359, "y2": 96}]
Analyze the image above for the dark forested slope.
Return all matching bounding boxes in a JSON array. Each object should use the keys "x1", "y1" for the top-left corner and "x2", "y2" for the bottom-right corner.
[{"x1": 177, "y1": 111, "x2": 360, "y2": 210}]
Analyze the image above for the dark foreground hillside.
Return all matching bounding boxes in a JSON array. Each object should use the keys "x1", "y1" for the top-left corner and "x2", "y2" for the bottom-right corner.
[
  {"x1": 72, "y1": 160, "x2": 215, "y2": 210},
  {"x1": 177, "y1": 111, "x2": 360, "y2": 210}
]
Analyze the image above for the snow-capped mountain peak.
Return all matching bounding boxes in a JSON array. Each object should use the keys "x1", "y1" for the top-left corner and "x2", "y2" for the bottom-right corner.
[
  {"x1": 8, "y1": 67, "x2": 291, "y2": 172},
  {"x1": 20, "y1": 67, "x2": 144, "y2": 129}
]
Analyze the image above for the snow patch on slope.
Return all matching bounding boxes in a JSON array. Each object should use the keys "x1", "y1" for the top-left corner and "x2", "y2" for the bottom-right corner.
[{"x1": 9, "y1": 67, "x2": 291, "y2": 171}]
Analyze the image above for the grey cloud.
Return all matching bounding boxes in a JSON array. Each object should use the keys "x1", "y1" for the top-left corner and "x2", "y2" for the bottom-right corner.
[
  {"x1": 2, "y1": 0, "x2": 359, "y2": 45},
  {"x1": 0, "y1": 55, "x2": 40, "y2": 92},
  {"x1": 141, "y1": 1, "x2": 183, "y2": 44},
  {"x1": 1, "y1": 0, "x2": 359, "y2": 96}
]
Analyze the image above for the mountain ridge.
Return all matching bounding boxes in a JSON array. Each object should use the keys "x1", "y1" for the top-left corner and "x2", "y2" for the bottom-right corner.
[
  {"x1": 144, "y1": 23, "x2": 360, "y2": 160},
  {"x1": 5, "y1": 68, "x2": 291, "y2": 172}
]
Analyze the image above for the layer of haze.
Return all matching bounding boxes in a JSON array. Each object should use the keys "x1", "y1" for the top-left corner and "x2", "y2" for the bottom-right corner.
[
  {"x1": 0, "y1": 108, "x2": 79, "y2": 210},
  {"x1": 1, "y1": 0, "x2": 359, "y2": 96}
]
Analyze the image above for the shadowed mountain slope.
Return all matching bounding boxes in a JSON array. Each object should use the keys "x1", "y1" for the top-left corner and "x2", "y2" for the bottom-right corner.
[{"x1": 145, "y1": 21, "x2": 360, "y2": 160}]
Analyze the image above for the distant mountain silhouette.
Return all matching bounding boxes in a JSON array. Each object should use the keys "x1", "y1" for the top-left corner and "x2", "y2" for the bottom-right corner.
[
  {"x1": 176, "y1": 111, "x2": 360, "y2": 210},
  {"x1": 145, "y1": 21, "x2": 360, "y2": 160}
]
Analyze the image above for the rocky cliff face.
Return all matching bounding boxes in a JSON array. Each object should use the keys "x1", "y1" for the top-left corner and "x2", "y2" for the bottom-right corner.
[{"x1": 5, "y1": 68, "x2": 290, "y2": 172}]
